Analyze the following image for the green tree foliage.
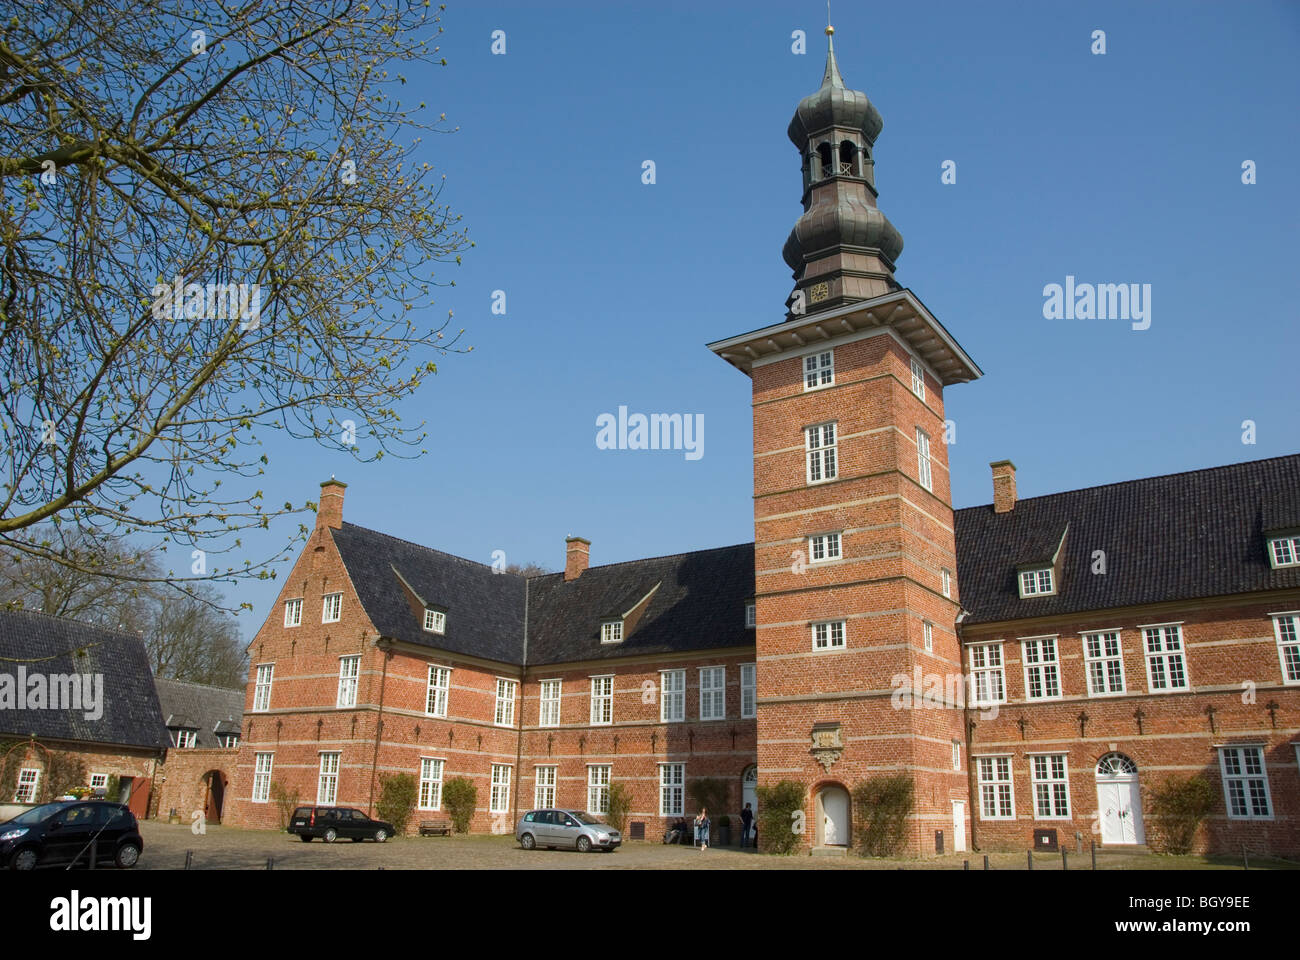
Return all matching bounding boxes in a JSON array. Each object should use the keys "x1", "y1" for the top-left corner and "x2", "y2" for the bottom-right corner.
[
  {"x1": 1148, "y1": 775, "x2": 1215, "y2": 855},
  {"x1": 755, "y1": 780, "x2": 806, "y2": 854},
  {"x1": 441, "y1": 777, "x2": 476, "y2": 833},
  {"x1": 605, "y1": 782, "x2": 632, "y2": 835},
  {"x1": 376, "y1": 773, "x2": 418, "y2": 834},
  {"x1": 851, "y1": 775, "x2": 915, "y2": 857}
]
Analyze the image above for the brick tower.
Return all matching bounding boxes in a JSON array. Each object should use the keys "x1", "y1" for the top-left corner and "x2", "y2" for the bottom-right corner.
[{"x1": 709, "y1": 26, "x2": 982, "y2": 855}]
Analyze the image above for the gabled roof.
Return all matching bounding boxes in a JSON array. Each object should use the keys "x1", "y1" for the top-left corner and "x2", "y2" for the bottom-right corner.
[
  {"x1": 332, "y1": 523, "x2": 526, "y2": 664},
  {"x1": 153, "y1": 678, "x2": 244, "y2": 748},
  {"x1": 0, "y1": 609, "x2": 167, "y2": 752},
  {"x1": 954, "y1": 454, "x2": 1300, "y2": 626}
]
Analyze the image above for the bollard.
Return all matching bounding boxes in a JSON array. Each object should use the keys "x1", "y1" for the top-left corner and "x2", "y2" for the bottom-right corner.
[
  {"x1": 983, "y1": 854, "x2": 989, "y2": 871},
  {"x1": 185, "y1": 850, "x2": 193, "y2": 870},
  {"x1": 1061, "y1": 848, "x2": 1068, "y2": 871},
  {"x1": 1027, "y1": 850, "x2": 1032, "y2": 870},
  {"x1": 1242, "y1": 845, "x2": 1249, "y2": 870},
  {"x1": 1076, "y1": 831, "x2": 1083, "y2": 854},
  {"x1": 266, "y1": 856, "x2": 274, "y2": 870},
  {"x1": 963, "y1": 859, "x2": 969, "y2": 871},
  {"x1": 1091, "y1": 841, "x2": 1096, "y2": 871}
]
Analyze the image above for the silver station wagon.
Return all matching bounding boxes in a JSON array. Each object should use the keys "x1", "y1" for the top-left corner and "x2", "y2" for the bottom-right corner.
[{"x1": 516, "y1": 809, "x2": 621, "y2": 852}]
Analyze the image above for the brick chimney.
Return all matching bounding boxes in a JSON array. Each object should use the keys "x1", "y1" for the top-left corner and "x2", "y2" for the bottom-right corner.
[
  {"x1": 318, "y1": 478, "x2": 348, "y2": 529},
  {"x1": 990, "y1": 460, "x2": 1017, "y2": 514},
  {"x1": 564, "y1": 536, "x2": 590, "y2": 581}
]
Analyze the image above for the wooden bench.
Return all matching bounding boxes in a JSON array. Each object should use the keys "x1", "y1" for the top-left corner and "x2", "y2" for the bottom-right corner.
[{"x1": 419, "y1": 819, "x2": 452, "y2": 836}]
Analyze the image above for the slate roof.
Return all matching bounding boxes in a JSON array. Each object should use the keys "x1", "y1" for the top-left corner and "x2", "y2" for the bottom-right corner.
[
  {"x1": 153, "y1": 678, "x2": 244, "y2": 748},
  {"x1": 0, "y1": 609, "x2": 167, "y2": 752},
  {"x1": 954, "y1": 454, "x2": 1300, "y2": 625}
]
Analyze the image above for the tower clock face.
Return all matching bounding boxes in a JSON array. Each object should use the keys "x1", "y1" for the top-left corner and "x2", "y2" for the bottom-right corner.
[{"x1": 809, "y1": 282, "x2": 829, "y2": 304}]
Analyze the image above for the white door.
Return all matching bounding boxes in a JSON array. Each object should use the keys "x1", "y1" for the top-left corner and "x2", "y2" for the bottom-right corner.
[
  {"x1": 951, "y1": 800, "x2": 967, "y2": 853},
  {"x1": 1095, "y1": 753, "x2": 1144, "y2": 845},
  {"x1": 820, "y1": 788, "x2": 849, "y2": 846}
]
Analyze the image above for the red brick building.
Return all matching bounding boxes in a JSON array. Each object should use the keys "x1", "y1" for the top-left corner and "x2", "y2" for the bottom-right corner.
[{"x1": 224, "y1": 28, "x2": 1299, "y2": 857}]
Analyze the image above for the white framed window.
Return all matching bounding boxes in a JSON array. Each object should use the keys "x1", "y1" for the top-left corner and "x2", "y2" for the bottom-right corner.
[
  {"x1": 219, "y1": 734, "x2": 240, "y2": 749},
  {"x1": 805, "y1": 422, "x2": 838, "y2": 484},
  {"x1": 969, "y1": 643, "x2": 1006, "y2": 705},
  {"x1": 252, "y1": 663, "x2": 274, "y2": 712},
  {"x1": 941, "y1": 568, "x2": 951, "y2": 598},
  {"x1": 336, "y1": 655, "x2": 360, "y2": 708},
  {"x1": 659, "y1": 763, "x2": 684, "y2": 816},
  {"x1": 916, "y1": 428, "x2": 932, "y2": 492},
  {"x1": 89, "y1": 773, "x2": 108, "y2": 792},
  {"x1": 745, "y1": 602, "x2": 756, "y2": 628},
  {"x1": 252, "y1": 753, "x2": 273, "y2": 803},
  {"x1": 172, "y1": 729, "x2": 196, "y2": 749},
  {"x1": 601, "y1": 620, "x2": 623, "y2": 644},
  {"x1": 1142, "y1": 624, "x2": 1189, "y2": 691},
  {"x1": 1019, "y1": 567, "x2": 1054, "y2": 597},
  {"x1": 923, "y1": 621, "x2": 934, "y2": 653},
  {"x1": 1021, "y1": 637, "x2": 1061, "y2": 700},
  {"x1": 14, "y1": 768, "x2": 40, "y2": 803},
  {"x1": 1083, "y1": 631, "x2": 1126, "y2": 695},
  {"x1": 425, "y1": 666, "x2": 451, "y2": 718},
  {"x1": 1031, "y1": 754, "x2": 1071, "y2": 819},
  {"x1": 661, "y1": 669, "x2": 685, "y2": 722},
  {"x1": 1271, "y1": 613, "x2": 1300, "y2": 684},
  {"x1": 534, "y1": 765, "x2": 556, "y2": 809},
  {"x1": 952, "y1": 740, "x2": 962, "y2": 771},
  {"x1": 740, "y1": 663, "x2": 756, "y2": 719},
  {"x1": 910, "y1": 356, "x2": 926, "y2": 400},
  {"x1": 538, "y1": 679, "x2": 562, "y2": 727},
  {"x1": 977, "y1": 756, "x2": 1014, "y2": 820},
  {"x1": 283, "y1": 597, "x2": 302, "y2": 628},
  {"x1": 494, "y1": 678, "x2": 517, "y2": 726},
  {"x1": 699, "y1": 666, "x2": 725, "y2": 720},
  {"x1": 809, "y1": 532, "x2": 842, "y2": 563},
  {"x1": 322, "y1": 592, "x2": 342, "y2": 623},
  {"x1": 590, "y1": 675, "x2": 614, "y2": 725},
  {"x1": 1219, "y1": 747, "x2": 1272, "y2": 820},
  {"x1": 423, "y1": 608, "x2": 446, "y2": 634},
  {"x1": 587, "y1": 764, "x2": 611, "y2": 814},
  {"x1": 317, "y1": 752, "x2": 340, "y2": 805},
  {"x1": 1268, "y1": 535, "x2": 1300, "y2": 569},
  {"x1": 490, "y1": 764, "x2": 512, "y2": 814},
  {"x1": 418, "y1": 758, "x2": 445, "y2": 810},
  {"x1": 812, "y1": 620, "x2": 846, "y2": 651},
  {"x1": 804, "y1": 349, "x2": 834, "y2": 390}
]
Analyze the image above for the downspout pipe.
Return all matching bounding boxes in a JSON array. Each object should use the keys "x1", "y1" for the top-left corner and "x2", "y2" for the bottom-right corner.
[{"x1": 368, "y1": 638, "x2": 391, "y2": 817}]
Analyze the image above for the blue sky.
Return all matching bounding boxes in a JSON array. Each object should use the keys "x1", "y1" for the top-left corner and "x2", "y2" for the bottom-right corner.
[{"x1": 224, "y1": 1, "x2": 1298, "y2": 638}]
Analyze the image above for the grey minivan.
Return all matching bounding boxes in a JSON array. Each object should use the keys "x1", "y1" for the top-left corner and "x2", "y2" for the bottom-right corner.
[{"x1": 516, "y1": 809, "x2": 621, "y2": 852}]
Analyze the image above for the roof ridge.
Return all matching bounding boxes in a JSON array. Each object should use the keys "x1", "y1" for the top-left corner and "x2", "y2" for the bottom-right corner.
[
  {"x1": 0, "y1": 605, "x2": 149, "y2": 645},
  {"x1": 529, "y1": 541, "x2": 755, "y2": 580},
  {"x1": 153, "y1": 676, "x2": 244, "y2": 693},
  {"x1": 339, "y1": 522, "x2": 522, "y2": 576}
]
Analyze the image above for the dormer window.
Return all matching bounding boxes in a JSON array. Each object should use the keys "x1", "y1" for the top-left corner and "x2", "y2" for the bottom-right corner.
[
  {"x1": 745, "y1": 602, "x2": 756, "y2": 628},
  {"x1": 171, "y1": 729, "x2": 196, "y2": 749},
  {"x1": 601, "y1": 620, "x2": 623, "y2": 644},
  {"x1": 1269, "y1": 534, "x2": 1300, "y2": 568},
  {"x1": 218, "y1": 734, "x2": 240, "y2": 749},
  {"x1": 1019, "y1": 567, "x2": 1055, "y2": 598},
  {"x1": 423, "y1": 608, "x2": 446, "y2": 634}
]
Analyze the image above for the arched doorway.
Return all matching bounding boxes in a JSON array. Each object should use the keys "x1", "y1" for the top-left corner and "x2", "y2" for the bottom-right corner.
[
  {"x1": 740, "y1": 766, "x2": 757, "y2": 845},
  {"x1": 815, "y1": 784, "x2": 850, "y2": 847},
  {"x1": 1095, "y1": 753, "x2": 1144, "y2": 845},
  {"x1": 202, "y1": 770, "x2": 227, "y2": 824}
]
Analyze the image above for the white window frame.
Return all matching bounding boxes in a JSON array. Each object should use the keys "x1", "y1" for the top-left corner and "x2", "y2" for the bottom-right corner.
[
  {"x1": 660, "y1": 669, "x2": 685, "y2": 723},
  {"x1": 1271, "y1": 612, "x2": 1300, "y2": 685},
  {"x1": 423, "y1": 608, "x2": 446, "y2": 634},
  {"x1": 336, "y1": 655, "x2": 360, "y2": 708},
  {"x1": 283, "y1": 597, "x2": 302, "y2": 628},
  {"x1": 14, "y1": 768, "x2": 40, "y2": 803},
  {"x1": 740, "y1": 663, "x2": 756, "y2": 719},
  {"x1": 1219, "y1": 746, "x2": 1272, "y2": 820},
  {"x1": 811, "y1": 620, "x2": 846, "y2": 651},
  {"x1": 977, "y1": 756, "x2": 1014, "y2": 820},
  {"x1": 941, "y1": 568, "x2": 951, "y2": 598},
  {"x1": 89, "y1": 773, "x2": 108, "y2": 792},
  {"x1": 538, "y1": 679, "x2": 562, "y2": 727},
  {"x1": 1018, "y1": 567, "x2": 1055, "y2": 598},
  {"x1": 172, "y1": 729, "x2": 196, "y2": 749},
  {"x1": 418, "y1": 758, "x2": 445, "y2": 811},
  {"x1": 587, "y1": 764, "x2": 611, "y2": 815},
  {"x1": 809, "y1": 531, "x2": 842, "y2": 563},
  {"x1": 252, "y1": 663, "x2": 274, "y2": 713},
  {"x1": 699, "y1": 666, "x2": 725, "y2": 721},
  {"x1": 1268, "y1": 535, "x2": 1300, "y2": 569},
  {"x1": 803, "y1": 349, "x2": 834, "y2": 391},
  {"x1": 219, "y1": 734, "x2": 240, "y2": 749},
  {"x1": 916, "y1": 427, "x2": 932, "y2": 492},
  {"x1": 322, "y1": 591, "x2": 342, "y2": 623},
  {"x1": 745, "y1": 602, "x2": 756, "y2": 628},
  {"x1": 600, "y1": 620, "x2": 623, "y2": 644},
  {"x1": 805, "y1": 422, "x2": 838, "y2": 484},
  {"x1": 1083, "y1": 630, "x2": 1126, "y2": 696},
  {"x1": 490, "y1": 764, "x2": 512, "y2": 814},
  {"x1": 317, "y1": 752, "x2": 340, "y2": 805},
  {"x1": 1030, "y1": 753, "x2": 1071, "y2": 820},
  {"x1": 1142, "y1": 623, "x2": 1189, "y2": 692},
  {"x1": 952, "y1": 740, "x2": 962, "y2": 771},
  {"x1": 969, "y1": 643, "x2": 1006, "y2": 705},
  {"x1": 534, "y1": 765, "x2": 557, "y2": 809},
  {"x1": 659, "y1": 762, "x2": 684, "y2": 816},
  {"x1": 494, "y1": 678, "x2": 517, "y2": 726},
  {"x1": 590, "y1": 675, "x2": 614, "y2": 725},
  {"x1": 923, "y1": 621, "x2": 934, "y2": 653},
  {"x1": 910, "y1": 356, "x2": 926, "y2": 400},
  {"x1": 425, "y1": 666, "x2": 451, "y2": 718},
  {"x1": 1021, "y1": 636, "x2": 1062, "y2": 700},
  {"x1": 252, "y1": 752, "x2": 273, "y2": 803}
]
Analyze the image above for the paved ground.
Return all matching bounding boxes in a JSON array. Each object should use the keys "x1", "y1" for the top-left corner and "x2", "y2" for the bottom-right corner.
[{"x1": 134, "y1": 821, "x2": 1297, "y2": 870}]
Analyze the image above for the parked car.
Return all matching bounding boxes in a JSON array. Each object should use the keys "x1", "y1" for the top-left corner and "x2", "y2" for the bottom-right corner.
[
  {"x1": 288, "y1": 806, "x2": 395, "y2": 843},
  {"x1": 516, "y1": 809, "x2": 621, "y2": 852},
  {"x1": 1, "y1": 800, "x2": 143, "y2": 870}
]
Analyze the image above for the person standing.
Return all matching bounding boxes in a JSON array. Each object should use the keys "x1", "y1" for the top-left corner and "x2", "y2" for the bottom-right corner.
[
  {"x1": 694, "y1": 807, "x2": 710, "y2": 851},
  {"x1": 740, "y1": 802, "x2": 754, "y2": 848}
]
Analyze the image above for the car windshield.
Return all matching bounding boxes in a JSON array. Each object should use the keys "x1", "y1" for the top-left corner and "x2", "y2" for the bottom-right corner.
[
  {"x1": 8, "y1": 802, "x2": 72, "y2": 825},
  {"x1": 569, "y1": 811, "x2": 605, "y2": 826}
]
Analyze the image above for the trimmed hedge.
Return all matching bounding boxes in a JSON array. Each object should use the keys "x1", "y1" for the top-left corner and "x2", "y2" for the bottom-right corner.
[
  {"x1": 755, "y1": 780, "x2": 806, "y2": 854},
  {"x1": 1148, "y1": 775, "x2": 1214, "y2": 855},
  {"x1": 442, "y1": 777, "x2": 477, "y2": 833},
  {"x1": 851, "y1": 775, "x2": 914, "y2": 857}
]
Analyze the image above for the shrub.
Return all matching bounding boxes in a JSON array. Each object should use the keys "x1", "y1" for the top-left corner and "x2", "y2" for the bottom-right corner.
[
  {"x1": 687, "y1": 777, "x2": 729, "y2": 817},
  {"x1": 852, "y1": 775, "x2": 915, "y2": 857},
  {"x1": 377, "y1": 773, "x2": 419, "y2": 834},
  {"x1": 442, "y1": 777, "x2": 477, "y2": 833},
  {"x1": 1148, "y1": 775, "x2": 1215, "y2": 855},
  {"x1": 606, "y1": 782, "x2": 632, "y2": 835},
  {"x1": 755, "y1": 780, "x2": 806, "y2": 854},
  {"x1": 269, "y1": 781, "x2": 300, "y2": 831}
]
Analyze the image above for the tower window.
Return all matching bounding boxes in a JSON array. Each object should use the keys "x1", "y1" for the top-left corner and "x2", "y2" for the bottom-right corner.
[
  {"x1": 838, "y1": 140, "x2": 855, "y2": 175},
  {"x1": 816, "y1": 142, "x2": 833, "y2": 180},
  {"x1": 910, "y1": 357, "x2": 926, "y2": 400},
  {"x1": 805, "y1": 423, "x2": 838, "y2": 484},
  {"x1": 745, "y1": 602, "x2": 756, "y2": 628},
  {"x1": 916, "y1": 428, "x2": 933, "y2": 491},
  {"x1": 804, "y1": 349, "x2": 834, "y2": 390},
  {"x1": 811, "y1": 620, "x2": 846, "y2": 651},
  {"x1": 809, "y1": 532, "x2": 841, "y2": 562}
]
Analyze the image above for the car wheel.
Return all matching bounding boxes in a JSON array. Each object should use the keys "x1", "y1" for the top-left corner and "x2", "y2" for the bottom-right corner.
[
  {"x1": 576, "y1": 835, "x2": 591, "y2": 853},
  {"x1": 324, "y1": 828, "x2": 338, "y2": 843},
  {"x1": 374, "y1": 829, "x2": 388, "y2": 843},
  {"x1": 519, "y1": 833, "x2": 536, "y2": 850},
  {"x1": 300, "y1": 835, "x2": 313, "y2": 843},
  {"x1": 115, "y1": 843, "x2": 140, "y2": 869},
  {"x1": 11, "y1": 848, "x2": 38, "y2": 870}
]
